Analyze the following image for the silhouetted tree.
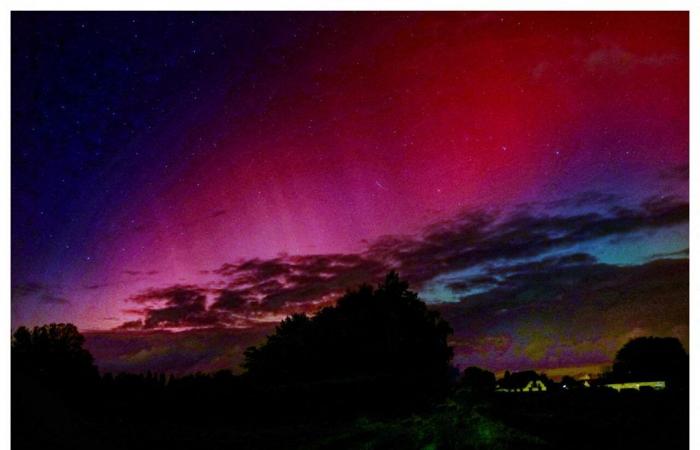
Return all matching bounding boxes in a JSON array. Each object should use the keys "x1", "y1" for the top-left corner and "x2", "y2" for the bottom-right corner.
[
  {"x1": 12, "y1": 323, "x2": 101, "y2": 450},
  {"x1": 243, "y1": 313, "x2": 314, "y2": 382},
  {"x1": 560, "y1": 375, "x2": 583, "y2": 390},
  {"x1": 612, "y1": 336, "x2": 688, "y2": 388},
  {"x1": 12, "y1": 323, "x2": 99, "y2": 389},
  {"x1": 539, "y1": 372, "x2": 555, "y2": 390},
  {"x1": 458, "y1": 366, "x2": 496, "y2": 396},
  {"x1": 243, "y1": 272, "x2": 454, "y2": 409}
]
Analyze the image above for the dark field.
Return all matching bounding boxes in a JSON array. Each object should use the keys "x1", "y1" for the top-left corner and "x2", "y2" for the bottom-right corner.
[
  {"x1": 12, "y1": 295, "x2": 689, "y2": 449},
  {"x1": 13, "y1": 386, "x2": 688, "y2": 450}
]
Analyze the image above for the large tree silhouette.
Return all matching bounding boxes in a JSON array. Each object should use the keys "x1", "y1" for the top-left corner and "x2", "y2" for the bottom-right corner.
[
  {"x1": 243, "y1": 272, "x2": 454, "y2": 398},
  {"x1": 12, "y1": 323, "x2": 99, "y2": 389},
  {"x1": 612, "y1": 336, "x2": 688, "y2": 388},
  {"x1": 459, "y1": 366, "x2": 496, "y2": 396}
]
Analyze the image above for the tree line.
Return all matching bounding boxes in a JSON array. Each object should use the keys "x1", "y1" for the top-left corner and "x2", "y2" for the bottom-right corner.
[{"x1": 12, "y1": 272, "x2": 689, "y2": 446}]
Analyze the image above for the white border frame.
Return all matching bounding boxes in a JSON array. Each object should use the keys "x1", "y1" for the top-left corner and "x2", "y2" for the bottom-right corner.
[{"x1": 1, "y1": 3, "x2": 695, "y2": 449}]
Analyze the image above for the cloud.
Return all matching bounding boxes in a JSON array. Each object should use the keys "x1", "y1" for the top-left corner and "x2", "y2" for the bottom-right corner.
[
  {"x1": 366, "y1": 193, "x2": 687, "y2": 287},
  {"x1": 116, "y1": 192, "x2": 687, "y2": 333},
  {"x1": 530, "y1": 61, "x2": 549, "y2": 79},
  {"x1": 544, "y1": 191, "x2": 622, "y2": 210},
  {"x1": 435, "y1": 256, "x2": 688, "y2": 373},
  {"x1": 84, "y1": 326, "x2": 273, "y2": 375},
  {"x1": 109, "y1": 190, "x2": 687, "y2": 377},
  {"x1": 105, "y1": 254, "x2": 687, "y2": 375},
  {"x1": 12, "y1": 281, "x2": 70, "y2": 305},
  {"x1": 447, "y1": 276, "x2": 498, "y2": 293},
  {"x1": 585, "y1": 47, "x2": 679, "y2": 74},
  {"x1": 85, "y1": 283, "x2": 109, "y2": 290},
  {"x1": 12, "y1": 282, "x2": 44, "y2": 302},
  {"x1": 122, "y1": 269, "x2": 160, "y2": 277},
  {"x1": 115, "y1": 319, "x2": 144, "y2": 330},
  {"x1": 39, "y1": 292, "x2": 70, "y2": 304},
  {"x1": 648, "y1": 247, "x2": 689, "y2": 260},
  {"x1": 659, "y1": 163, "x2": 689, "y2": 183},
  {"x1": 211, "y1": 253, "x2": 387, "y2": 312},
  {"x1": 116, "y1": 254, "x2": 388, "y2": 330},
  {"x1": 125, "y1": 285, "x2": 224, "y2": 329}
]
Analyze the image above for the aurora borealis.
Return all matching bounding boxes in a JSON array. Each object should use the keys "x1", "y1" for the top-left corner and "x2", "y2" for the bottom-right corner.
[{"x1": 12, "y1": 12, "x2": 688, "y2": 377}]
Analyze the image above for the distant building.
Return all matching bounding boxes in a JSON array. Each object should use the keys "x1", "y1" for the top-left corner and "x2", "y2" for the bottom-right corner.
[
  {"x1": 496, "y1": 379, "x2": 547, "y2": 392},
  {"x1": 603, "y1": 381, "x2": 666, "y2": 392},
  {"x1": 577, "y1": 374, "x2": 592, "y2": 388},
  {"x1": 496, "y1": 370, "x2": 548, "y2": 392},
  {"x1": 523, "y1": 380, "x2": 547, "y2": 392}
]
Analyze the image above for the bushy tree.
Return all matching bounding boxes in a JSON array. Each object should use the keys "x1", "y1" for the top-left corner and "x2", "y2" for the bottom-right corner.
[
  {"x1": 612, "y1": 336, "x2": 688, "y2": 388},
  {"x1": 458, "y1": 366, "x2": 496, "y2": 396},
  {"x1": 560, "y1": 375, "x2": 584, "y2": 390},
  {"x1": 243, "y1": 272, "x2": 453, "y2": 401},
  {"x1": 12, "y1": 323, "x2": 98, "y2": 388}
]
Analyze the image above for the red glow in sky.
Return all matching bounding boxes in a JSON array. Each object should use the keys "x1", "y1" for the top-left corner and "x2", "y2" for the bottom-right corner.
[{"x1": 13, "y1": 12, "x2": 688, "y2": 376}]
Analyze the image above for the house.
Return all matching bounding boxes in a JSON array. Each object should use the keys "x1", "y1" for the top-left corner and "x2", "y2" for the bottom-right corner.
[
  {"x1": 523, "y1": 380, "x2": 547, "y2": 392},
  {"x1": 496, "y1": 370, "x2": 548, "y2": 392},
  {"x1": 577, "y1": 374, "x2": 591, "y2": 388},
  {"x1": 603, "y1": 380, "x2": 666, "y2": 392}
]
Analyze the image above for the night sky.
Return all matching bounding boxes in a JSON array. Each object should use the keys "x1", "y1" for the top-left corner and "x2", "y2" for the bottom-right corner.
[{"x1": 12, "y1": 12, "x2": 688, "y2": 377}]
